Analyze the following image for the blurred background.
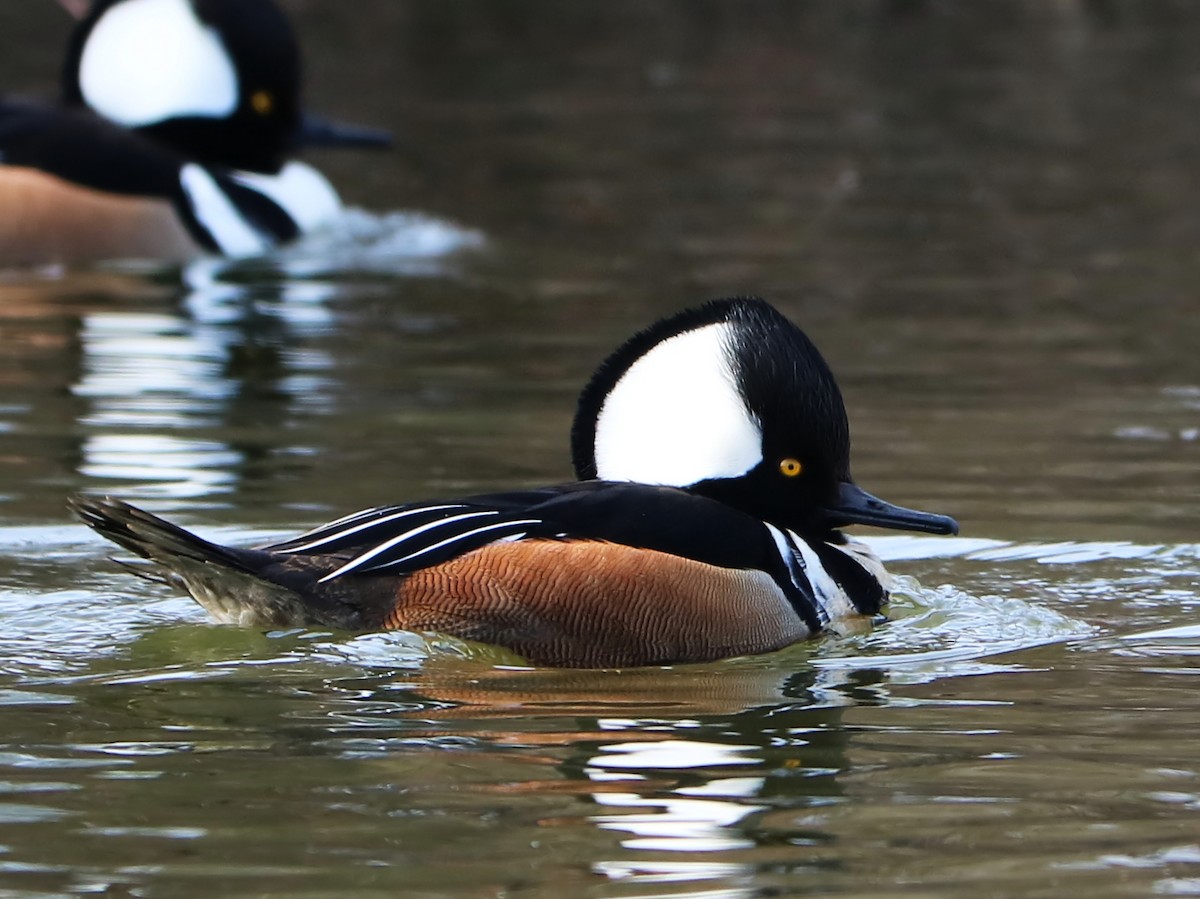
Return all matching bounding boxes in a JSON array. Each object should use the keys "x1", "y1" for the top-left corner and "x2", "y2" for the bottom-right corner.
[
  {"x1": 0, "y1": 3, "x2": 1197, "y2": 897},
  {"x1": 0, "y1": 0, "x2": 1196, "y2": 537}
]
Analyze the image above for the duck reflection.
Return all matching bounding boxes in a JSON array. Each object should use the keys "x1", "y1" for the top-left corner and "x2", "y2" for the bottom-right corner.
[
  {"x1": 55, "y1": 205, "x2": 484, "y2": 503},
  {"x1": 70, "y1": 262, "x2": 338, "y2": 502},
  {"x1": 394, "y1": 658, "x2": 884, "y2": 894},
  {"x1": 92, "y1": 608, "x2": 899, "y2": 896},
  {"x1": 588, "y1": 740, "x2": 766, "y2": 857}
]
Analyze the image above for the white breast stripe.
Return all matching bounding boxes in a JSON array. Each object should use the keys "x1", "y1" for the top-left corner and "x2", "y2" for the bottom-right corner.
[
  {"x1": 791, "y1": 534, "x2": 858, "y2": 626},
  {"x1": 764, "y1": 522, "x2": 808, "y2": 586},
  {"x1": 179, "y1": 165, "x2": 268, "y2": 257},
  {"x1": 839, "y1": 539, "x2": 892, "y2": 591},
  {"x1": 279, "y1": 504, "x2": 466, "y2": 553}
]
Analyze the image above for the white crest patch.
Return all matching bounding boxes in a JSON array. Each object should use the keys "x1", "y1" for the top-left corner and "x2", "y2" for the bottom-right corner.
[
  {"x1": 593, "y1": 321, "x2": 762, "y2": 486},
  {"x1": 232, "y1": 163, "x2": 342, "y2": 234},
  {"x1": 179, "y1": 164, "x2": 268, "y2": 257},
  {"x1": 79, "y1": 0, "x2": 239, "y2": 127}
]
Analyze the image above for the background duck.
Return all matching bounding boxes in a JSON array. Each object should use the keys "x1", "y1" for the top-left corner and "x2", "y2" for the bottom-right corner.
[
  {"x1": 0, "y1": 0, "x2": 389, "y2": 267},
  {"x1": 70, "y1": 297, "x2": 959, "y2": 669}
]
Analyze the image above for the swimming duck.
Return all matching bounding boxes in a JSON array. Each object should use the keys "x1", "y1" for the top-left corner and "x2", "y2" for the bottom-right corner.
[
  {"x1": 70, "y1": 297, "x2": 958, "y2": 668},
  {"x1": 0, "y1": 0, "x2": 389, "y2": 266}
]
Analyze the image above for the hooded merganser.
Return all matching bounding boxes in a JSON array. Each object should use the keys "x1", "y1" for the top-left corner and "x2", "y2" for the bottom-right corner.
[
  {"x1": 70, "y1": 297, "x2": 959, "y2": 668},
  {"x1": 0, "y1": 0, "x2": 390, "y2": 266}
]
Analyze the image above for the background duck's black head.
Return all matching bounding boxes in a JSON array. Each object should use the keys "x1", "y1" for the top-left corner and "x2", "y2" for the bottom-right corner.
[{"x1": 61, "y1": 0, "x2": 385, "y2": 174}]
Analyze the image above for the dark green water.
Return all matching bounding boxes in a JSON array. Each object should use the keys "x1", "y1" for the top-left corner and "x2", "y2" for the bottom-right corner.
[{"x1": 0, "y1": 2, "x2": 1198, "y2": 896}]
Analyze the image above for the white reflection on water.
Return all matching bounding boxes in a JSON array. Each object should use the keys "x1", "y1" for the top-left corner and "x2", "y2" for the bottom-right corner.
[
  {"x1": 587, "y1": 737, "x2": 767, "y2": 893},
  {"x1": 591, "y1": 782, "x2": 765, "y2": 852},
  {"x1": 71, "y1": 289, "x2": 332, "y2": 500},
  {"x1": 79, "y1": 434, "x2": 241, "y2": 499},
  {"x1": 182, "y1": 264, "x2": 338, "y2": 333},
  {"x1": 73, "y1": 309, "x2": 252, "y2": 500},
  {"x1": 68, "y1": 209, "x2": 483, "y2": 503},
  {"x1": 74, "y1": 312, "x2": 238, "y2": 409},
  {"x1": 593, "y1": 859, "x2": 757, "y2": 896},
  {"x1": 865, "y1": 535, "x2": 1200, "y2": 565},
  {"x1": 1056, "y1": 843, "x2": 1200, "y2": 871}
]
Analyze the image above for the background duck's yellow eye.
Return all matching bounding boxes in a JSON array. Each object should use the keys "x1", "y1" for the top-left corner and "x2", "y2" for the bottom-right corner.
[
  {"x1": 251, "y1": 90, "x2": 275, "y2": 115},
  {"x1": 779, "y1": 458, "x2": 803, "y2": 478}
]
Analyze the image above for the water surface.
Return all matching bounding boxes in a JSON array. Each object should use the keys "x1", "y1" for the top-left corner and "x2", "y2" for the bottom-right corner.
[{"x1": 0, "y1": 2, "x2": 1198, "y2": 897}]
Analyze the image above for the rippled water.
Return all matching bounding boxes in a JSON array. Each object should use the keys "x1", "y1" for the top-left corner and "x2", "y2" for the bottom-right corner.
[{"x1": 1, "y1": 2, "x2": 1199, "y2": 897}]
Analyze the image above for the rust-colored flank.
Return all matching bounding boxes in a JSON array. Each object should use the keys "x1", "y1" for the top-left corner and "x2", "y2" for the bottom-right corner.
[{"x1": 384, "y1": 539, "x2": 809, "y2": 668}]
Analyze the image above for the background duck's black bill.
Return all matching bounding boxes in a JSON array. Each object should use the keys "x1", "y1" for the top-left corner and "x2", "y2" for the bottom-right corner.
[
  {"x1": 296, "y1": 114, "x2": 392, "y2": 150},
  {"x1": 825, "y1": 482, "x2": 959, "y2": 535}
]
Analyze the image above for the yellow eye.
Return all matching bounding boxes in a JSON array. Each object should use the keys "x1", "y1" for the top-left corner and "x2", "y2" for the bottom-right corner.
[
  {"x1": 251, "y1": 90, "x2": 275, "y2": 116},
  {"x1": 779, "y1": 458, "x2": 803, "y2": 478}
]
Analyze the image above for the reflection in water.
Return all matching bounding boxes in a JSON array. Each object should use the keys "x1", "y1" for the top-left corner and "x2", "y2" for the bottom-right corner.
[
  {"x1": 0, "y1": 566, "x2": 1194, "y2": 898},
  {"x1": 589, "y1": 740, "x2": 766, "y2": 889},
  {"x1": 74, "y1": 312, "x2": 242, "y2": 415},
  {"x1": 78, "y1": 434, "x2": 242, "y2": 499},
  {"x1": 71, "y1": 297, "x2": 327, "y2": 501},
  {"x1": 594, "y1": 799, "x2": 764, "y2": 891},
  {"x1": 66, "y1": 211, "x2": 483, "y2": 503},
  {"x1": 398, "y1": 662, "x2": 847, "y2": 897}
]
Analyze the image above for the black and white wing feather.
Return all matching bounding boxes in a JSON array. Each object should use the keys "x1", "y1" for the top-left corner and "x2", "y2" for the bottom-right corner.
[
  {"x1": 261, "y1": 481, "x2": 794, "y2": 585},
  {"x1": 265, "y1": 501, "x2": 557, "y2": 581}
]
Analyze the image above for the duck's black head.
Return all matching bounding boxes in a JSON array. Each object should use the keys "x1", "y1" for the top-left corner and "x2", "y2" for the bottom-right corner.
[
  {"x1": 571, "y1": 297, "x2": 958, "y2": 540},
  {"x1": 61, "y1": 0, "x2": 389, "y2": 174}
]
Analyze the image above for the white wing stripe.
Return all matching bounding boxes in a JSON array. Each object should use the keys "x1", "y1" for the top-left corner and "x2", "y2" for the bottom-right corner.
[
  {"x1": 315, "y1": 511, "x2": 500, "y2": 581},
  {"x1": 380, "y1": 520, "x2": 542, "y2": 570},
  {"x1": 296, "y1": 506, "x2": 391, "y2": 533},
  {"x1": 317, "y1": 517, "x2": 542, "y2": 583},
  {"x1": 281, "y1": 504, "x2": 467, "y2": 553}
]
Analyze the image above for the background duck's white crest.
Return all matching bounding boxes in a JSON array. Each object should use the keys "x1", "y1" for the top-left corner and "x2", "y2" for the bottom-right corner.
[
  {"x1": 593, "y1": 321, "x2": 762, "y2": 486},
  {"x1": 79, "y1": 0, "x2": 240, "y2": 127}
]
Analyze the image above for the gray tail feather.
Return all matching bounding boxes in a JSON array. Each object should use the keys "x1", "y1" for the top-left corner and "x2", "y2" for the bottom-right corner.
[
  {"x1": 71, "y1": 497, "x2": 383, "y2": 631},
  {"x1": 69, "y1": 495, "x2": 252, "y2": 577}
]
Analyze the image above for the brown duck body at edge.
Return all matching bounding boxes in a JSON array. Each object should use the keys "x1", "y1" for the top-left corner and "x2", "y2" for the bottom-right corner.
[{"x1": 0, "y1": 166, "x2": 200, "y2": 267}]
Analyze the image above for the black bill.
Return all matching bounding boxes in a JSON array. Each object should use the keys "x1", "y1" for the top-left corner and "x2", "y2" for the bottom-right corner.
[
  {"x1": 824, "y1": 481, "x2": 959, "y2": 536},
  {"x1": 296, "y1": 113, "x2": 392, "y2": 150}
]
